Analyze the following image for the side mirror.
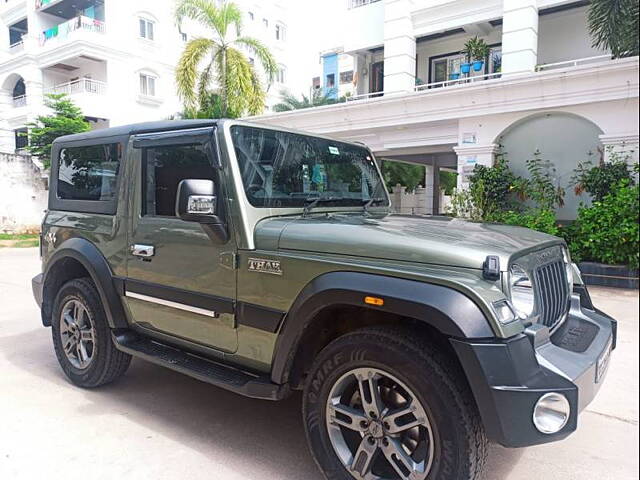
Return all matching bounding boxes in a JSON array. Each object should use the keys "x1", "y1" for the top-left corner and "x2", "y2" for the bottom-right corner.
[{"x1": 176, "y1": 179, "x2": 222, "y2": 224}]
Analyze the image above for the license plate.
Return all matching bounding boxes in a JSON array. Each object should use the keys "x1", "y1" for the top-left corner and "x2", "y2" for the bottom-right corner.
[{"x1": 596, "y1": 337, "x2": 613, "y2": 383}]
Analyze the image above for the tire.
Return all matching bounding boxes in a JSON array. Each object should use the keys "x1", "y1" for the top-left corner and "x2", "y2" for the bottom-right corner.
[
  {"x1": 51, "y1": 277, "x2": 131, "y2": 388},
  {"x1": 303, "y1": 326, "x2": 487, "y2": 480}
]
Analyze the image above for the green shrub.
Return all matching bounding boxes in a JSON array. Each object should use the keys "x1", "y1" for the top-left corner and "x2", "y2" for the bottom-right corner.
[
  {"x1": 567, "y1": 179, "x2": 639, "y2": 268},
  {"x1": 491, "y1": 208, "x2": 561, "y2": 236},
  {"x1": 572, "y1": 152, "x2": 635, "y2": 201}
]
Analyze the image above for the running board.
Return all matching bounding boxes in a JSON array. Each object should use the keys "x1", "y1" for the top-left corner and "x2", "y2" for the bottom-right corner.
[{"x1": 112, "y1": 331, "x2": 288, "y2": 401}]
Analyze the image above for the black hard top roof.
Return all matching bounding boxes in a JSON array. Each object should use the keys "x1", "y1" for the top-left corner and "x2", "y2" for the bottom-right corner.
[{"x1": 54, "y1": 119, "x2": 219, "y2": 143}]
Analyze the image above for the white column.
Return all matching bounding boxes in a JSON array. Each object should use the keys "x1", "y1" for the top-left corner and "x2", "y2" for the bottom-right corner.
[
  {"x1": 453, "y1": 144, "x2": 499, "y2": 189},
  {"x1": 501, "y1": 0, "x2": 539, "y2": 73},
  {"x1": 383, "y1": 0, "x2": 416, "y2": 93},
  {"x1": 599, "y1": 133, "x2": 640, "y2": 164},
  {"x1": 424, "y1": 165, "x2": 435, "y2": 214}
]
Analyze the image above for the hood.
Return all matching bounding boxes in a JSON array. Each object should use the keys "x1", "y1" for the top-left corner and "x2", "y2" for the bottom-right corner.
[{"x1": 254, "y1": 213, "x2": 563, "y2": 271}]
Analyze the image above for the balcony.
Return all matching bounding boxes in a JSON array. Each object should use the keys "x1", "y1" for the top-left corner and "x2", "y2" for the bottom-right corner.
[
  {"x1": 12, "y1": 94, "x2": 27, "y2": 108},
  {"x1": 41, "y1": 16, "x2": 106, "y2": 47},
  {"x1": 46, "y1": 78, "x2": 107, "y2": 97},
  {"x1": 348, "y1": 0, "x2": 381, "y2": 8},
  {"x1": 8, "y1": 41, "x2": 24, "y2": 55}
]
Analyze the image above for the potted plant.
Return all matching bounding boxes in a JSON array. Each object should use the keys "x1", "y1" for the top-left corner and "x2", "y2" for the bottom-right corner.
[
  {"x1": 460, "y1": 38, "x2": 476, "y2": 74},
  {"x1": 472, "y1": 38, "x2": 490, "y2": 71}
]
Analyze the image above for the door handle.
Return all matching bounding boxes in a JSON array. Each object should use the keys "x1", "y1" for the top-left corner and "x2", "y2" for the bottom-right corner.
[{"x1": 130, "y1": 244, "x2": 155, "y2": 258}]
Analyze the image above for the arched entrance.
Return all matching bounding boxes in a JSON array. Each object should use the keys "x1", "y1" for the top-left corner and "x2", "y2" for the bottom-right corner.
[{"x1": 497, "y1": 112, "x2": 604, "y2": 220}]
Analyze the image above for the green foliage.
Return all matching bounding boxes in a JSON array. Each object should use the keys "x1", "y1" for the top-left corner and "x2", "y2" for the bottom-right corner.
[
  {"x1": 588, "y1": 0, "x2": 639, "y2": 58},
  {"x1": 566, "y1": 179, "x2": 639, "y2": 268},
  {"x1": 382, "y1": 161, "x2": 425, "y2": 193},
  {"x1": 490, "y1": 209, "x2": 561, "y2": 236},
  {"x1": 523, "y1": 149, "x2": 565, "y2": 210},
  {"x1": 461, "y1": 36, "x2": 490, "y2": 61},
  {"x1": 439, "y1": 170, "x2": 457, "y2": 195},
  {"x1": 571, "y1": 147, "x2": 636, "y2": 201},
  {"x1": 175, "y1": 0, "x2": 277, "y2": 117},
  {"x1": 181, "y1": 92, "x2": 242, "y2": 119},
  {"x1": 23, "y1": 94, "x2": 90, "y2": 169},
  {"x1": 273, "y1": 88, "x2": 346, "y2": 112},
  {"x1": 467, "y1": 153, "x2": 522, "y2": 217}
]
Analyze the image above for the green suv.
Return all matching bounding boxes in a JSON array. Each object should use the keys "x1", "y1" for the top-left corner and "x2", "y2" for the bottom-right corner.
[{"x1": 33, "y1": 120, "x2": 616, "y2": 480}]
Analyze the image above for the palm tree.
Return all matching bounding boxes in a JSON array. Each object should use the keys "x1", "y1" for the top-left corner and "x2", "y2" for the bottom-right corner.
[
  {"x1": 588, "y1": 0, "x2": 639, "y2": 58},
  {"x1": 175, "y1": 0, "x2": 277, "y2": 117},
  {"x1": 273, "y1": 88, "x2": 344, "y2": 112}
]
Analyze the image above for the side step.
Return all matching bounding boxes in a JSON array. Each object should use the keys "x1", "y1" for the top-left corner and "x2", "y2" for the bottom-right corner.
[{"x1": 112, "y1": 331, "x2": 288, "y2": 401}]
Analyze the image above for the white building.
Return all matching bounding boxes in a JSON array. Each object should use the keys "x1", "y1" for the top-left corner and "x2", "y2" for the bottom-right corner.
[
  {"x1": 251, "y1": 0, "x2": 640, "y2": 220},
  {"x1": 0, "y1": 0, "x2": 297, "y2": 154}
]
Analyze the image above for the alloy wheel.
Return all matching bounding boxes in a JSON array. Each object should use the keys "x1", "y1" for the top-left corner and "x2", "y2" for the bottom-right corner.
[
  {"x1": 325, "y1": 367, "x2": 435, "y2": 480},
  {"x1": 59, "y1": 298, "x2": 96, "y2": 370}
]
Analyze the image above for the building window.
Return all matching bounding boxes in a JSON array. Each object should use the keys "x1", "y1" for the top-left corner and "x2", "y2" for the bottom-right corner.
[
  {"x1": 139, "y1": 18, "x2": 155, "y2": 40},
  {"x1": 275, "y1": 23, "x2": 285, "y2": 41},
  {"x1": 181, "y1": 32, "x2": 188, "y2": 42},
  {"x1": 340, "y1": 70, "x2": 354, "y2": 84},
  {"x1": 276, "y1": 65, "x2": 286, "y2": 84},
  {"x1": 248, "y1": 11, "x2": 254, "y2": 21},
  {"x1": 263, "y1": 18, "x2": 269, "y2": 28},
  {"x1": 326, "y1": 73, "x2": 335, "y2": 88},
  {"x1": 312, "y1": 77, "x2": 320, "y2": 90},
  {"x1": 140, "y1": 73, "x2": 157, "y2": 96},
  {"x1": 249, "y1": 57, "x2": 255, "y2": 66}
]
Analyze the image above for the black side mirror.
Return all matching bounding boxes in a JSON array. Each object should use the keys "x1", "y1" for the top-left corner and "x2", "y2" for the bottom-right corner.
[
  {"x1": 176, "y1": 179, "x2": 220, "y2": 223},
  {"x1": 176, "y1": 179, "x2": 228, "y2": 242}
]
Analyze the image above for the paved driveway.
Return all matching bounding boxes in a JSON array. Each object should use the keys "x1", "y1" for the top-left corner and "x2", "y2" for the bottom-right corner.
[{"x1": 0, "y1": 248, "x2": 638, "y2": 479}]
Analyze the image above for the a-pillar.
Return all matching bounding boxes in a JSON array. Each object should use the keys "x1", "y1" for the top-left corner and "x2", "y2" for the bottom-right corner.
[
  {"x1": 453, "y1": 144, "x2": 499, "y2": 189},
  {"x1": 599, "y1": 133, "x2": 640, "y2": 164},
  {"x1": 501, "y1": 0, "x2": 539, "y2": 74},
  {"x1": 383, "y1": 0, "x2": 416, "y2": 93}
]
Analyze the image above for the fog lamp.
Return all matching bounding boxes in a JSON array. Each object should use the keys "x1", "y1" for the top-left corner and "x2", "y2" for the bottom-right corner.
[{"x1": 533, "y1": 392, "x2": 571, "y2": 434}]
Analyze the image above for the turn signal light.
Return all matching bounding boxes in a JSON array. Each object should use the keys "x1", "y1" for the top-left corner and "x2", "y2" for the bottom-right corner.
[{"x1": 364, "y1": 296, "x2": 384, "y2": 306}]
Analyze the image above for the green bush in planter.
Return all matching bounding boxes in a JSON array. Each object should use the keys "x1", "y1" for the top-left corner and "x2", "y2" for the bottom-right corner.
[
  {"x1": 567, "y1": 179, "x2": 639, "y2": 269},
  {"x1": 490, "y1": 208, "x2": 561, "y2": 236}
]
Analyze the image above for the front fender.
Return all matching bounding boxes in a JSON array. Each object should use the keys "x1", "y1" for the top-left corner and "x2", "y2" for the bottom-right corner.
[
  {"x1": 270, "y1": 271, "x2": 495, "y2": 384},
  {"x1": 42, "y1": 237, "x2": 126, "y2": 329}
]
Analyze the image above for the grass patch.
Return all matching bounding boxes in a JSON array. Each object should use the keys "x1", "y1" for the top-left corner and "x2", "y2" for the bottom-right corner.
[{"x1": 0, "y1": 234, "x2": 40, "y2": 248}]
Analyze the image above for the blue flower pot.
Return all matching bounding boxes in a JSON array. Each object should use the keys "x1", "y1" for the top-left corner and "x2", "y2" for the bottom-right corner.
[
  {"x1": 473, "y1": 60, "x2": 484, "y2": 71},
  {"x1": 461, "y1": 63, "x2": 472, "y2": 74},
  {"x1": 449, "y1": 73, "x2": 460, "y2": 80}
]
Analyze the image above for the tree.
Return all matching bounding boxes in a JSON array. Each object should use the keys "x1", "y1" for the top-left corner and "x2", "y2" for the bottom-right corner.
[
  {"x1": 273, "y1": 88, "x2": 343, "y2": 112},
  {"x1": 175, "y1": 0, "x2": 277, "y2": 118},
  {"x1": 588, "y1": 0, "x2": 639, "y2": 58},
  {"x1": 24, "y1": 94, "x2": 90, "y2": 169},
  {"x1": 381, "y1": 161, "x2": 425, "y2": 193}
]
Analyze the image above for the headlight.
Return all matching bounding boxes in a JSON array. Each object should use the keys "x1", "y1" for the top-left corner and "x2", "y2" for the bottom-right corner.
[{"x1": 509, "y1": 264, "x2": 535, "y2": 319}]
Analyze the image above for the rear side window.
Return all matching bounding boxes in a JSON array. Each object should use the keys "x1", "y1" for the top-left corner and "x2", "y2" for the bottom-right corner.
[
  {"x1": 57, "y1": 144, "x2": 120, "y2": 201},
  {"x1": 142, "y1": 144, "x2": 215, "y2": 217}
]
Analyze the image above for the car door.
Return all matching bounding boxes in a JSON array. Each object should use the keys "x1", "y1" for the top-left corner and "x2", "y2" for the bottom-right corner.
[{"x1": 123, "y1": 127, "x2": 237, "y2": 353}]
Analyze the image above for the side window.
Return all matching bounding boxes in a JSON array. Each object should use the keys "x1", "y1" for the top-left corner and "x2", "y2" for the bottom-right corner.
[
  {"x1": 57, "y1": 144, "x2": 120, "y2": 201},
  {"x1": 142, "y1": 144, "x2": 215, "y2": 217}
]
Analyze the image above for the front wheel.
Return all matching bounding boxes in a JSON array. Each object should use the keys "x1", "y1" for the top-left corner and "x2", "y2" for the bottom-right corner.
[{"x1": 302, "y1": 327, "x2": 487, "y2": 480}]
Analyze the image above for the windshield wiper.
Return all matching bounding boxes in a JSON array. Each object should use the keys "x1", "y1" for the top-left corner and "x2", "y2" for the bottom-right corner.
[
  {"x1": 303, "y1": 195, "x2": 344, "y2": 217},
  {"x1": 363, "y1": 197, "x2": 386, "y2": 215}
]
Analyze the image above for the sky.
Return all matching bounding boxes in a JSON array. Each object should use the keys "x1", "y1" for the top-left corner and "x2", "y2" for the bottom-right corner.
[{"x1": 285, "y1": 0, "x2": 346, "y2": 96}]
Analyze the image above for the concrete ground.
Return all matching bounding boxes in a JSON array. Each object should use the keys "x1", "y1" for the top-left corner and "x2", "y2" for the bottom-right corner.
[{"x1": 0, "y1": 247, "x2": 638, "y2": 480}]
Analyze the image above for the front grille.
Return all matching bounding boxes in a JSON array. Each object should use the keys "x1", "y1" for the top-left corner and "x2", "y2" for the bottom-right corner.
[{"x1": 533, "y1": 260, "x2": 571, "y2": 329}]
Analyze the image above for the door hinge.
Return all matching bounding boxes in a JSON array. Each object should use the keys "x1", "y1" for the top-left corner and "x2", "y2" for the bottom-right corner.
[{"x1": 220, "y1": 252, "x2": 239, "y2": 270}]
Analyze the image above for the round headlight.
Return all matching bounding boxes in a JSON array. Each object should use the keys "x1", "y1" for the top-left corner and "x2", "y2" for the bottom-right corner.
[
  {"x1": 533, "y1": 392, "x2": 571, "y2": 434},
  {"x1": 509, "y1": 264, "x2": 535, "y2": 319}
]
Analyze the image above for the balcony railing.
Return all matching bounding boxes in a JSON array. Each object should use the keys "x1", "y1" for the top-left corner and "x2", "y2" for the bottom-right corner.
[
  {"x1": 348, "y1": 0, "x2": 381, "y2": 8},
  {"x1": 12, "y1": 95, "x2": 27, "y2": 108},
  {"x1": 535, "y1": 54, "x2": 612, "y2": 72},
  {"x1": 41, "y1": 16, "x2": 105, "y2": 45},
  {"x1": 8, "y1": 41, "x2": 24, "y2": 54},
  {"x1": 46, "y1": 79, "x2": 107, "y2": 96}
]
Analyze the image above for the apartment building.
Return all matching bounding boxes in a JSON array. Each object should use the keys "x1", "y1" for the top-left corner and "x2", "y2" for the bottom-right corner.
[
  {"x1": 312, "y1": 48, "x2": 356, "y2": 100},
  {"x1": 253, "y1": 0, "x2": 639, "y2": 220},
  {"x1": 0, "y1": 0, "x2": 296, "y2": 154}
]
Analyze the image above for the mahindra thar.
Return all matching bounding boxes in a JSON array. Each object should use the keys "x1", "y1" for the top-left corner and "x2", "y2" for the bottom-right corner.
[{"x1": 32, "y1": 119, "x2": 617, "y2": 480}]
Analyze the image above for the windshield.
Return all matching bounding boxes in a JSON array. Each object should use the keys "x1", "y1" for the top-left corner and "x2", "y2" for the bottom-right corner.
[{"x1": 231, "y1": 125, "x2": 388, "y2": 209}]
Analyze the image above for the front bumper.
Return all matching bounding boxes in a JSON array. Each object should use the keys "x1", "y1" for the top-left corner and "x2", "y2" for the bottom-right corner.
[{"x1": 452, "y1": 294, "x2": 617, "y2": 448}]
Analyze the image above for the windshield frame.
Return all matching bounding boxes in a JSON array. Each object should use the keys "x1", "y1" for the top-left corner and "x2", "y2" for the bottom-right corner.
[{"x1": 221, "y1": 120, "x2": 391, "y2": 250}]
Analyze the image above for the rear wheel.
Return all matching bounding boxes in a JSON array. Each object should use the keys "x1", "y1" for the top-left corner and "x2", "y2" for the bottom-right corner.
[
  {"x1": 302, "y1": 327, "x2": 487, "y2": 480},
  {"x1": 51, "y1": 278, "x2": 131, "y2": 388}
]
